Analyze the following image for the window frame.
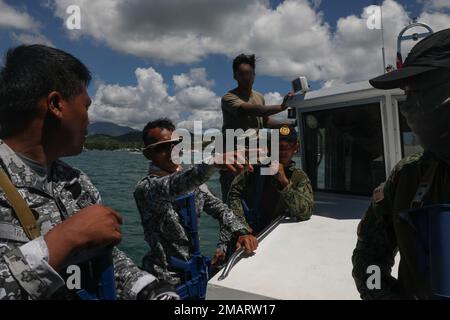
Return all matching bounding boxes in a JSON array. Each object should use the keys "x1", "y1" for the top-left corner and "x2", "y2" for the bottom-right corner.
[{"x1": 298, "y1": 97, "x2": 390, "y2": 195}]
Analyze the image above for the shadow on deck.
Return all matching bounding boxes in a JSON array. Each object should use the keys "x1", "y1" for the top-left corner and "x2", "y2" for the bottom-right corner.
[{"x1": 313, "y1": 192, "x2": 370, "y2": 220}]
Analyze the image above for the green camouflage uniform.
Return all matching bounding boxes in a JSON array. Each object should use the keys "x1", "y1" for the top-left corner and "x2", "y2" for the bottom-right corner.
[
  {"x1": 352, "y1": 151, "x2": 450, "y2": 299},
  {"x1": 0, "y1": 139, "x2": 157, "y2": 300},
  {"x1": 134, "y1": 163, "x2": 250, "y2": 285},
  {"x1": 225, "y1": 162, "x2": 314, "y2": 238}
]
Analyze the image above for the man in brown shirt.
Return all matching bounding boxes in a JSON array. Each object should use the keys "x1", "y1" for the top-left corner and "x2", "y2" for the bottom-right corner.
[{"x1": 220, "y1": 53, "x2": 294, "y2": 201}]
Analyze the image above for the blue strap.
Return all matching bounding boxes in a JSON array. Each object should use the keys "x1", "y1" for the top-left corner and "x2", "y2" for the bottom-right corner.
[
  {"x1": 76, "y1": 250, "x2": 116, "y2": 300},
  {"x1": 169, "y1": 193, "x2": 210, "y2": 300},
  {"x1": 242, "y1": 166, "x2": 266, "y2": 231},
  {"x1": 404, "y1": 204, "x2": 450, "y2": 299}
]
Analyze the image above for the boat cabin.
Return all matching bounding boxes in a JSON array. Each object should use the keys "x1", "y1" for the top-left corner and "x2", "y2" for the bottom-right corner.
[{"x1": 206, "y1": 81, "x2": 409, "y2": 299}]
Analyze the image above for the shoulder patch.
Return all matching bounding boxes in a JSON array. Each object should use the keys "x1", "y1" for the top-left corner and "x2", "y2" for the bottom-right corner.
[{"x1": 392, "y1": 152, "x2": 424, "y2": 172}]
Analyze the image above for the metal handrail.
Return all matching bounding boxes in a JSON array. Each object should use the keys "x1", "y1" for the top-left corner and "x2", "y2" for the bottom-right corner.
[
  {"x1": 218, "y1": 215, "x2": 287, "y2": 281},
  {"x1": 397, "y1": 22, "x2": 433, "y2": 57}
]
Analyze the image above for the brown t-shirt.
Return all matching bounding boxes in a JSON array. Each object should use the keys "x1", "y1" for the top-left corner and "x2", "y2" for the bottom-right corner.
[{"x1": 221, "y1": 89, "x2": 265, "y2": 132}]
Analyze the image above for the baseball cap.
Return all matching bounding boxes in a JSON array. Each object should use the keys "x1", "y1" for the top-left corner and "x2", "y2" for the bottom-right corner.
[{"x1": 278, "y1": 125, "x2": 298, "y2": 143}]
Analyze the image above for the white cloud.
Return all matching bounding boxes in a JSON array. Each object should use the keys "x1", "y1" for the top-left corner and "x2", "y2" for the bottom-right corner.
[
  {"x1": 309, "y1": 0, "x2": 322, "y2": 10},
  {"x1": 419, "y1": 11, "x2": 450, "y2": 31},
  {"x1": 0, "y1": 1, "x2": 53, "y2": 47},
  {"x1": 421, "y1": 0, "x2": 450, "y2": 11},
  {"x1": 50, "y1": 0, "x2": 337, "y2": 79},
  {"x1": 173, "y1": 68, "x2": 215, "y2": 90},
  {"x1": 331, "y1": 0, "x2": 413, "y2": 82},
  {"x1": 10, "y1": 32, "x2": 53, "y2": 46},
  {"x1": 90, "y1": 67, "x2": 222, "y2": 130},
  {"x1": 60, "y1": 0, "x2": 450, "y2": 128},
  {"x1": 263, "y1": 92, "x2": 289, "y2": 121},
  {"x1": 0, "y1": 0, "x2": 38, "y2": 30},
  {"x1": 51, "y1": 0, "x2": 269, "y2": 63},
  {"x1": 89, "y1": 66, "x2": 296, "y2": 130},
  {"x1": 51, "y1": 0, "x2": 450, "y2": 85},
  {"x1": 263, "y1": 92, "x2": 284, "y2": 106}
]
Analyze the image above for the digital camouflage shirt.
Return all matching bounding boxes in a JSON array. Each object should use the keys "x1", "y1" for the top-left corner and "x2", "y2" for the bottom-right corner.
[
  {"x1": 0, "y1": 139, "x2": 156, "y2": 300},
  {"x1": 134, "y1": 162, "x2": 250, "y2": 285}
]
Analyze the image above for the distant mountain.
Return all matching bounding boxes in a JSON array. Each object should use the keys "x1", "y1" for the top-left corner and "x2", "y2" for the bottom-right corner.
[
  {"x1": 88, "y1": 122, "x2": 139, "y2": 137},
  {"x1": 113, "y1": 131, "x2": 142, "y2": 142},
  {"x1": 84, "y1": 132, "x2": 143, "y2": 150}
]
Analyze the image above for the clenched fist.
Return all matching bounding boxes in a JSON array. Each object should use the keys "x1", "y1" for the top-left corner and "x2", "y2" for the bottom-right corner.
[{"x1": 44, "y1": 204, "x2": 123, "y2": 271}]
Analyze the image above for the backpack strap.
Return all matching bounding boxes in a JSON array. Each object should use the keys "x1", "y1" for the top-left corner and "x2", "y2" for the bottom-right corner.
[
  {"x1": 0, "y1": 169, "x2": 40, "y2": 239},
  {"x1": 410, "y1": 159, "x2": 439, "y2": 209}
]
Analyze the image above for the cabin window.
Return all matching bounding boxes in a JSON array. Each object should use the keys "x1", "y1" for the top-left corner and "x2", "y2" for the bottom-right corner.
[
  {"x1": 398, "y1": 102, "x2": 423, "y2": 158},
  {"x1": 302, "y1": 103, "x2": 386, "y2": 195}
]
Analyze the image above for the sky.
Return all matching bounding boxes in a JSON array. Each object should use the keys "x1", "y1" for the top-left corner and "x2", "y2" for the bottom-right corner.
[{"x1": 0, "y1": 0, "x2": 449, "y2": 130}]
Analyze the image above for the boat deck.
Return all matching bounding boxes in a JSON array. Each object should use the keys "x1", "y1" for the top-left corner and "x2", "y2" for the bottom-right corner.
[{"x1": 207, "y1": 192, "x2": 399, "y2": 300}]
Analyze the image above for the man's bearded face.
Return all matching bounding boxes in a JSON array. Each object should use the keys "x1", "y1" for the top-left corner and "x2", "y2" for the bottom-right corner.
[{"x1": 400, "y1": 70, "x2": 450, "y2": 160}]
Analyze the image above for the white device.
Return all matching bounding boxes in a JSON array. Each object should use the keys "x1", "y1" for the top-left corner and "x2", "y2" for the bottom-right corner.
[{"x1": 291, "y1": 76, "x2": 310, "y2": 94}]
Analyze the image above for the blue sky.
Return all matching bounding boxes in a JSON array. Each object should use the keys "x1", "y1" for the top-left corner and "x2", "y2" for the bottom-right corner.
[{"x1": 0, "y1": 0, "x2": 449, "y2": 129}]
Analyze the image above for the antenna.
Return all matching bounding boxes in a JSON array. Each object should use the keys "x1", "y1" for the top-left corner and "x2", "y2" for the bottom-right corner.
[{"x1": 380, "y1": 2, "x2": 387, "y2": 74}]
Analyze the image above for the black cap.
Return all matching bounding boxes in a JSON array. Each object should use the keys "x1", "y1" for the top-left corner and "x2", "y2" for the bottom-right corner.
[
  {"x1": 370, "y1": 28, "x2": 450, "y2": 89},
  {"x1": 278, "y1": 125, "x2": 298, "y2": 143}
]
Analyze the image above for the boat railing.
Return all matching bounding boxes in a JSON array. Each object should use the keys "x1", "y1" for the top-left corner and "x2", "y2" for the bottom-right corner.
[
  {"x1": 397, "y1": 21, "x2": 433, "y2": 66},
  {"x1": 218, "y1": 214, "x2": 287, "y2": 281}
]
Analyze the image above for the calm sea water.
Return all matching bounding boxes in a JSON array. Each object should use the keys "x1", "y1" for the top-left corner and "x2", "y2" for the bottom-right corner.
[{"x1": 64, "y1": 150, "x2": 223, "y2": 266}]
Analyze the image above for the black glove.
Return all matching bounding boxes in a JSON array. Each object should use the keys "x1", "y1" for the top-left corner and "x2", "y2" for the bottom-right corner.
[{"x1": 137, "y1": 280, "x2": 180, "y2": 300}]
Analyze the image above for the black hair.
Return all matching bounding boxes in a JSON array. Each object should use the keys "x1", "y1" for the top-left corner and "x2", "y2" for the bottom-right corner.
[
  {"x1": 0, "y1": 44, "x2": 91, "y2": 137},
  {"x1": 142, "y1": 118, "x2": 176, "y2": 146},
  {"x1": 232, "y1": 53, "x2": 256, "y2": 75}
]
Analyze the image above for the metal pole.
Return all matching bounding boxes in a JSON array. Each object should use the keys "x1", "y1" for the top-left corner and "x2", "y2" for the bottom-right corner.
[{"x1": 380, "y1": 2, "x2": 387, "y2": 73}]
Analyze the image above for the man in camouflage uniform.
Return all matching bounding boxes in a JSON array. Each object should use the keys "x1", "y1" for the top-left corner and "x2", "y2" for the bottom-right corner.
[
  {"x1": 0, "y1": 45, "x2": 177, "y2": 300},
  {"x1": 134, "y1": 118, "x2": 259, "y2": 285},
  {"x1": 212, "y1": 125, "x2": 314, "y2": 265},
  {"x1": 352, "y1": 29, "x2": 450, "y2": 299}
]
